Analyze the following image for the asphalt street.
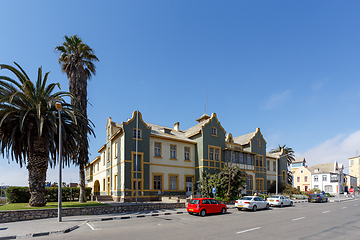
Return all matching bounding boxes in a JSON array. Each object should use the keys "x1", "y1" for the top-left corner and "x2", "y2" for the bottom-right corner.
[{"x1": 33, "y1": 199, "x2": 359, "y2": 240}]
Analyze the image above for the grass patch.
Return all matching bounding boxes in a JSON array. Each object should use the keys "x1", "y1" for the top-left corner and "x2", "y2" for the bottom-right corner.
[{"x1": 0, "y1": 201, "x2": 108, "y2": 211}]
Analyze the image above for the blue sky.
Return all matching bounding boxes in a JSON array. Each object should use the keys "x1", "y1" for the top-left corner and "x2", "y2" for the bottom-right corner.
[{"x1": 1, "y1": 1, "x2": 360, "y2": 186}]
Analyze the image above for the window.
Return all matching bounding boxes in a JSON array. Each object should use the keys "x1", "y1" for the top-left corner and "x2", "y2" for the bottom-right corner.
[
  {"x1": 297, "y1": 177, "x2": 300, "y2": 182},
  {"x1": 304, "y1": 176, "x2": 308, "y2": 182},
  {"x1": 209, "y1": 148, "x2": 214, "y2": 160},
  {"x1": 256, "y1": 156, "x2": 259, "y2": 166},
  {"x1": 170, "y1": 144, "x2": 177, "y2": 159},
  {"x1": 322, "y1": 175, "x2": 327, "y2": 181},
  {"x1": 283, "y1": 171, "x2": 286, "y2": 182},
  {"x1": 133, "y1": 154, "x2": 141, "y2": 171},
  {"x1": 325, "y1": 185, "x2": 332, "y2": 192},
  {"x1": 259, "y1": 156, "x2": 263, "y2": 167},
  {"x1": 97, "y1": 162, "x2": 99, "y2": 172},
  {"x1": 267, "y1": 180, "x2": 270, "y2": 190},
  {"x1": 273, "y1": 161, "x2": 276, "y2": 171},
  {"x1": 133, "y1": 128, "x2": 141, "y2": 139},
  {"x1": 154, "y1": 175, "x2": 162, "y2": 190},
  {"x1": 267, "y1": 161, "x2": 270, "y2": 170},
  {"x1": 297, "y1": 186, "x2": 300, "y2": 190},
  {"x1": 314, "y1": 176, "x2": 318, "y2": 182},
  {"x1": 231, "y1": 151, "x2": 236, "y2": 163},
  {"x1": 257, "y1": 139, "x2": 261, "y2": 147},
  {"x1": 103, "y1": 178, "x2": 105, "y2": 191},
  {"x1": 300, "y1": 170, "x2": 303, "y2": 174},
  {"x1": 133, "y1": 180, "x2": 141, "y2": 190},
  {"x1": 212, "y1": 127, "x2": 217, "y2": 136},
  {"x1": 107, "y1": 148, "x2": 110, "y2": 163},
  {"x1": 154, "y1": 142, "x2": 161, "y2": 157},
  {"x1": 215, "y1": 148, "x2": 220, "y2": 161},
  {"x1": 351, "y1": 160, "x2": 354, "y2": 165},
  {"x1": 113, "y1": 142, "x2": 118, "y2": 159},
  {"x1": 184, "y1": 147, "x2": 190, "y2": 161},
  {"x1": 102, "y1": 152, "x2": 105, "y2": 165},
  {"x1": 170, "y1": 175, "x2": 177, "y2": 190},
  {"x1": 239, "y1": 153, "x2": 244, "y2": 164},
  {"x1": 314, "y1": 185, "x2": 319, "y2": 189}
]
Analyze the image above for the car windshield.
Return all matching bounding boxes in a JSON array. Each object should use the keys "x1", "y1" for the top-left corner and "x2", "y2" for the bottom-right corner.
[
  {"x1": 309, "y1": 194, "x2": 318, "y2": 198},
  {"x1": 240, "y1": 197, "x2": 253, "y2": 200},
  {"x1": 189, "y1": 200, "x2": 200, "y2": 204}
]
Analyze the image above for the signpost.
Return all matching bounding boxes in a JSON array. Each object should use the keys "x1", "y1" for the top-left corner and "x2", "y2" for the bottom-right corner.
[
  {"x1": 212, "y1": 187, "x2": 216, "y2": 199},
  {"x1": 349, "y1": 188, "x2": 354, "y2": 195}
]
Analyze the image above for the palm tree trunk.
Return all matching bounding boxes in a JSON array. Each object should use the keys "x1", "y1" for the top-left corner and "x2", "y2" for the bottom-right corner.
[
  {"x1": 27, "y1": 136, "x2": 48, "y2": 207},
  {"x1": 79, "y1": 163, "x2": 86, "y2": 202}
]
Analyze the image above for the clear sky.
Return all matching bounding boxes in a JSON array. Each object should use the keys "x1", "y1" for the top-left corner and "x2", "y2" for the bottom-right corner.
[{"x1": 1, "y1": 1, "x2": 360, "y2": 186}]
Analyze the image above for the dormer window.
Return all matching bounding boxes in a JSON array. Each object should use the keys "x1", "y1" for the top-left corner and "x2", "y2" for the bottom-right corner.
[
  {"x1": 257, "y1": 139, "x2": 261, "y2": 147},
  {"x1": 164, "y1": 129, "x2": 171, "y2": 134},
  {"x1": 314, "y1": 169, "x2": 319, "y2": 173},
  {"x1": 212, "y1": 127, "x2": 217, "y2": 136}
]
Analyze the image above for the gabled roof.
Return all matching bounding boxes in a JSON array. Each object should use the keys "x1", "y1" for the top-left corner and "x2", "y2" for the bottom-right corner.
[
  {"x1": 147, "y1": 122, "x2": 196, "y2": 143},
  {"x1": 308, "y1": 162, "x2": 341, "y2": 174},
  {"x1": 292, "y1": 158, "x2": 306, "y2": 164},
  {"x1": 233, "y1": 128, "x2": 267, "y2": 145},
  {"x1": 185, "y1": 112, "x2": 225, "y2": 138}
]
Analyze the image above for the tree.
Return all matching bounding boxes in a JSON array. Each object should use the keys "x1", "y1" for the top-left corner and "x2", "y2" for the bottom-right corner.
[
  {"x1": 270, "y1": 144, "x2": 295, "y2": 184},
  {"x1": 0, "y1": 63, "x2": 94, "y2": 206},
  {"x1": 199, "y1": 167, "x2": 246, "y2": 200},
  {"x1": 55, "y1": 35, "x2": 99, "y2": 202}
]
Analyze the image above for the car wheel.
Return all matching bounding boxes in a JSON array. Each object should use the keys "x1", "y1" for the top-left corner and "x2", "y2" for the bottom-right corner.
[
  {"x1": 252, "y1": 205, "x2": 257, "y2": 212},
  {"x1": 321, "y1": 199, "x2": 323, "y2": 203},
  {"x1": 266, "y1": 204, "x2": 270, "y2": 210},
  {"x1": 290, "y1": 202, "x2": 293, "y2": 206},
  {"x1": 237, "y1": 208, "x2": 241, "y2": 211},
  {"x1": 221, "y1": 208, "x2": 226, "y2": 214},
  {"x1": 200, "y1": 209, "x2": 206, "y2": 217},
  {"x1": 280, "y1": 203, "x2": 283, "y2": 208},
  {"x1": 188, "y1": 212, "x2": 193, "y2": 215}
]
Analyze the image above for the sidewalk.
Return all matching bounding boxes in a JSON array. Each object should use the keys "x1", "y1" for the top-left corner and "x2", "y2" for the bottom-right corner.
[{"x1": 0, "y1": 208, "x2": 187, "y2": 239}]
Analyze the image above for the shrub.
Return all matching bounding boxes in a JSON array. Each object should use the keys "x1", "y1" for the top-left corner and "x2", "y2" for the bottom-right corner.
[
  {"x1": 5, "y1": 187, "x2": 92, "y2": 203},
  {"x1": 282, "y1": 184, "x2": 301, "y2": 195},
  {"x1": 5, "y1": 187, "x2": 31, "y2": 203}
]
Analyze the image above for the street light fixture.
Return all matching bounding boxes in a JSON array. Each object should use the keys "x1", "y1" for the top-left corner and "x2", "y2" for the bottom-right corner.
[{"x1": 55, "y1": 102, "x2": 62, "y2": 222}]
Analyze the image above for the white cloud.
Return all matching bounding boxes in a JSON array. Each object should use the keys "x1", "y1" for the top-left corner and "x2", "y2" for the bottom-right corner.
[
  {"x1": 296, "y1": 130, "x2": 360, "y2": 173},
  {"x1": 262, "y1": 90, "x2": 291, "y2": 110}
]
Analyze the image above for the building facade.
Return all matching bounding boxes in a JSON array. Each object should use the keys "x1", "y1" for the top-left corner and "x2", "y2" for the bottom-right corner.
[
  {"x1": 349, "y1": 156, "x2": 360, "y2": 186},
  {"x1": 85, "y1": 111, "x2": 288, "y2": 202},
  {"x1": 308, "y1": 162, "x2": 344, "y2": 194}
]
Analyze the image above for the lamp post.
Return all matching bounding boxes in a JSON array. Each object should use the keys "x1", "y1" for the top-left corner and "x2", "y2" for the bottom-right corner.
[
  {"x1": 1, "y1": 183, "x2": 3, "y2": 199},
  {"x1": 56, "y1": 102, "x2": 62, "y2": 222}
]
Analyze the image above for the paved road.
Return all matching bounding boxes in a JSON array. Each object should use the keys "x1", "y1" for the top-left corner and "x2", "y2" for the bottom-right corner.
[{"x1": 35, "y1": 199, "x2": 359, "y2": 240}]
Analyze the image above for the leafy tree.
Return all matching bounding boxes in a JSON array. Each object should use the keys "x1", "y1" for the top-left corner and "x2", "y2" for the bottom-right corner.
[
  {"x1": 268, "y1": 181, "x2": 286, "y2": 194},
  {"x1": 199, "y1": 167, "x2": 246, "y2": 200},
  {"x1": 0, "y1": 63, "x2": 93, "y2": 206},
  {"x1": 270, "y1": 144, "x2": 295, "y2": 184},
  {"x1": 55, "y1": 35, "x2": 99, "y2": 202}
]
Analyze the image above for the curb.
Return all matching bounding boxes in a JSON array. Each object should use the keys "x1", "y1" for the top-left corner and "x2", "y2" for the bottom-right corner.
[
  {"x1": 87, "y1": 210, "x2": 186, "y2": 222},
  {"x1": 0, "y1": 225, "x2": 79, "y2": 240}
]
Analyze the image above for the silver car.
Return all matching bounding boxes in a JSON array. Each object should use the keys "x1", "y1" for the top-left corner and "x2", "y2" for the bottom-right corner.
[
  {"x1": 235, "y1": 196, "x2": 270, "y2": 212},
  {"x1": 267, "y1": 195, "x2": 293, "y2": 207}
]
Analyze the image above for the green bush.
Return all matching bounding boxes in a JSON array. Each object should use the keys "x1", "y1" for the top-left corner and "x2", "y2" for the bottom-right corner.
[
  {"x1": 5, "y1": 187, "x2": 92, "y2": 203},
  {"x1": 5, "y1": 187, "x2": 31, "y2": 203}
]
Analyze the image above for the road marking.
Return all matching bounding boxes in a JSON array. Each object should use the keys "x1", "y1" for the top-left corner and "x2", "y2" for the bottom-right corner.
[
  {"x1": 236, "y1": 227, "x2": 261, "y2": 234},
  {"x1": 341, "y1": 207, "x2": 347, "y2": 209},
  {"x1": 323, "y1": 211, "x2": 330, "y2": 214},
  {"x1": 355, "y1": 204, "x2": 358, "y2": 206},
  {"x1": 86, "y1": 223, "x2": 101, "y2": 231},
  {"x1": 292, "y1": 217, "x2": 305, "y2": 221}
]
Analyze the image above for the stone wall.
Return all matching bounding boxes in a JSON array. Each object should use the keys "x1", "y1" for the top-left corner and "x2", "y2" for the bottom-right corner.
[{"x1": 0, "y1": 202, "x2": 185, "y2": 223}]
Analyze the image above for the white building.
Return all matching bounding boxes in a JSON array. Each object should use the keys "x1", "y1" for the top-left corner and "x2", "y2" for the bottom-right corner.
[{"x1": 308, "y1": 161, "x2": 344, "y2": 194}]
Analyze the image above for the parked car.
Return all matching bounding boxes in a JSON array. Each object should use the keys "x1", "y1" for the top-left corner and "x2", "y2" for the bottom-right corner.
[
  {"x1": 267, "y1": 195, "x2": 293, "y2": 207},
  {"x1": 187, "y1": 198, "x2": 227, "y2": 217},
  {"x1": 235, "y1": 196, "x2": 270, "y2": 212},
  {"x1": 308, "y1": 193, "x2": 328, "y2": 203}
]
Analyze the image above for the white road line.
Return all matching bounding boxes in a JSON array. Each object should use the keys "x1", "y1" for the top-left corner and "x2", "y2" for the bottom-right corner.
[
  {"x1": 292, "y1": 217, "x2": 305, "y2": 221},
  {"x1": 86, "y1": 222, "x2": 101, "y2": 231},
  {"x1": 237, "y1": 227, "x2": 261, "y2": 234},
  {"x1": 323, "y1": 211, "x2": 330, "y2": 214},
  {"x1": 341, "y1": 207, "x2": 347, "y2": 209}
]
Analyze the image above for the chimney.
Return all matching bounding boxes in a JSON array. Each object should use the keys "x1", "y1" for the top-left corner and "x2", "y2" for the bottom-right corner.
[{"x1": 174, "y1": 122, "x2": 180, "y2": 131}]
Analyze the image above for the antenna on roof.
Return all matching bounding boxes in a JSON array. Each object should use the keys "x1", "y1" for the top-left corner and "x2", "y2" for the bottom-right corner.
[{"x1": 206, "y1": 73, "x2": 208, "y2": 114}]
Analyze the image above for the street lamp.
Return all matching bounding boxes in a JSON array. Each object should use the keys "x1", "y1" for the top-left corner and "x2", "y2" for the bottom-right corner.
[{"x1": 55, "y1": 102, "x2": 62, "y2": 222}]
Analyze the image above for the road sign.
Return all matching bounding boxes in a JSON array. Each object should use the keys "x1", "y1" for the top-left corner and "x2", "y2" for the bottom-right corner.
[
  {"x1": 212, "y1": 187, "x2": 216, "y2": 194},
  {"x1": 349, "y1": 188, "x2": 354, "y2": 195}
]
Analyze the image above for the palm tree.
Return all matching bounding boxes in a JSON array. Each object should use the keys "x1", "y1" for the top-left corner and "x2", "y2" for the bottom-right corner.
[
  {"x1": 0, "y1": 62, "x2": 94, "y2": 207},
  {"x1": 270, "y1": 144, "x2": 295, "y2": 184},
  {"x1": 55, "y1": 35, "x2": 99, "y2": 202}
]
